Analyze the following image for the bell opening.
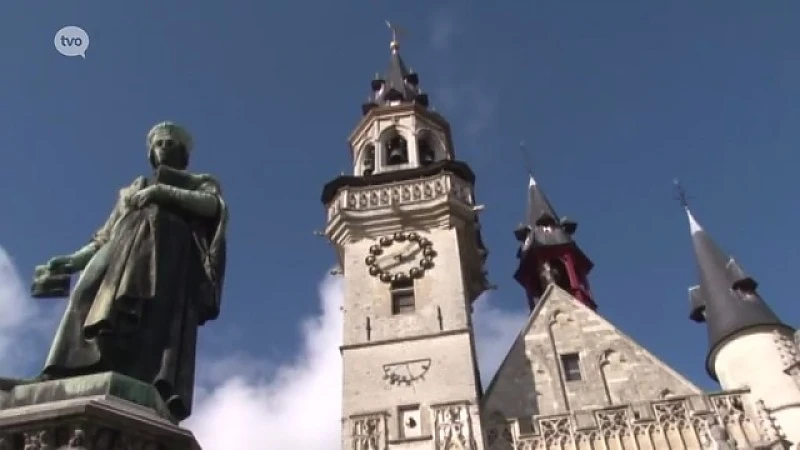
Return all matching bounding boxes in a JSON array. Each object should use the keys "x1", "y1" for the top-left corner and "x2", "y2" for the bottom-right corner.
[{"x1": 386, "y1": 135, "x2": 409, "y2": 166}]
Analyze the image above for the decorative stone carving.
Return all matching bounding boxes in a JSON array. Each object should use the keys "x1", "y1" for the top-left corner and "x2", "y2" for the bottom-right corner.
[
  {"x1": 753, "y1": 399, "x2": 784, "y2": 442},
  {"x1": 337, "y1": 174, "x2": 473, "y2": 216},
  {"x1": 351, "y1": 414, "x2": 386, "y2": 450},
  {"x1": 595, "y1": 408, "x2": 629, "y2": 436},
  {"x1": 654, "y1": 399, "x2": 688, "y2": 429},
  {"x1": 702, "y1": 418, "x2": 737, "y2": 450},
  {"x1": 432, "y1": 404, "x2": 476, "y2": 449},
  {"x1": 538, "y1": 416, "x2": 571, "y2": 443},
  {"x1": 381, "y1": 358, "x2": 431, "y2": 386},
  {"x1": 773, "y1": 330, "x2": 800, "y2": 373},
  {"x1": 62, "y1": 426, "x2": 88, "y2": 450},
  {"x1": 24, "y1": 429, "x2": 54, "y2": 450}
]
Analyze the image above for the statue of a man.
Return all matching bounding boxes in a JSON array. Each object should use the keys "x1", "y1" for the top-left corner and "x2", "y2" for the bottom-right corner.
[{"x1": 31, "y1": 121, "x2": 228, "y2": 421}]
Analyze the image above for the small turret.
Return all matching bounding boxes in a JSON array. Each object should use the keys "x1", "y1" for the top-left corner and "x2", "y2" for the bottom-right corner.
[
  {"x1": 682, "y1": 194, "x2": 790, "y2": 379},
  {"x1": 513, "y1": 174, "x2": 595, "y2": 310},
  {"x1": 678, "y1": 181, "x2": 800, "y2": 442}
]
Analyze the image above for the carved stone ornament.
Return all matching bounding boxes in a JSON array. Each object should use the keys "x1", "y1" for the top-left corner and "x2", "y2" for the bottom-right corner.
[
  {"x1": 702, "y1": 419, "x2": 737, "y2": 450},
  {"x1": 432, "y1": 404, "x2": 476, "y2": 450},
  {"x1": 382, "y1": 358, "x2": 431, "y2": 386},
  {"x1": 595, "y1": 409, "x2": 629, "y2": 436},
  {"x1": 365, "y1": 232, "x2": 437, "y2": 283},
  {"x1": 754, "y1": 399, "x2": 784, "y2": 441},
  {"x1": 24, "y1": 429, "x2": 54, "y2": 450},
  {"x1": 773, "y1": 330, "x2": 800, "y2": 373},
  {"x1": 352, "y1": 414, "x2": 386, "y2": 450}
]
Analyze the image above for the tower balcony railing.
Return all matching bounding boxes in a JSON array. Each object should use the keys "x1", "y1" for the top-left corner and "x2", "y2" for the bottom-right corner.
[{"x1": 326, "y1": 172, "x2": 474, "y2": 221}]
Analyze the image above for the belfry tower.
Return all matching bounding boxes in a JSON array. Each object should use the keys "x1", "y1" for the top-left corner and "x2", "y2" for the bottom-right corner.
[{"x1": 322, "y1": 28, "x2": 490, "y2": 449}]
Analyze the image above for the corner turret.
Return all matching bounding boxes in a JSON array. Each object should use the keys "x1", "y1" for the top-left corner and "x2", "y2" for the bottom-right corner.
[
  {"x1": 684, "y1": 207, "x2": 790, "y2": 378},
  {"x1": 679, "y1": 182, "x2": 800, "y2": 442}
]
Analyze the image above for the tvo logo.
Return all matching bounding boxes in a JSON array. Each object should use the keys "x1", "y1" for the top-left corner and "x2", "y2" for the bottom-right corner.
[{"x1": 54, "y1": 26, "x2": 90, "y2": 58}]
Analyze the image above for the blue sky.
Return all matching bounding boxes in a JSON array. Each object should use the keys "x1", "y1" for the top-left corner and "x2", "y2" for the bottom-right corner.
[{"x1": 1, "y1": 2, "x2": 799, "y2": 448}]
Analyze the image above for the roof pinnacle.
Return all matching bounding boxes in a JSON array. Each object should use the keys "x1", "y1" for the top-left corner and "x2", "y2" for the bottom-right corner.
[
  {"x1": 673, "y1": 179, "x2": 702, "y2": 235},
  {"x1": 385, "y1": 20, "x2": 403, "y2": 53}
]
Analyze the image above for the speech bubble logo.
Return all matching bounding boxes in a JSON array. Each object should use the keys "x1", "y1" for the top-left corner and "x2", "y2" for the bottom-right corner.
[{"x1": 54, "y1": 26, "x2": 90, "y2": 58}]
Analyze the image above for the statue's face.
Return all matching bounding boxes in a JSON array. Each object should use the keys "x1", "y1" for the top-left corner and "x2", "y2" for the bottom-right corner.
[{"x1": 150, "y1": 135, "x2": 186, "y2": 168}]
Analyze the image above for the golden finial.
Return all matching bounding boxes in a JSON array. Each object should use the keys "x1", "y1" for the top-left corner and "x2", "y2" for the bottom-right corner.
[{"x1": 385, "y1": 20, "x2": 404, "y2": 52}]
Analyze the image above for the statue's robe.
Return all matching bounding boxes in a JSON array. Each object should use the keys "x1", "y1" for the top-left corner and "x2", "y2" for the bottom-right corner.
[{"x1": 42, "y1": 172, "x2": 228, "y2": 421}]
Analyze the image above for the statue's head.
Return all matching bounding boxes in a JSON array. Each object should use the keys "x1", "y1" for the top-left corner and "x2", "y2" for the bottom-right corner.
[{"x1": 146, "y1": 121, "x2": 193, "y2": 169}]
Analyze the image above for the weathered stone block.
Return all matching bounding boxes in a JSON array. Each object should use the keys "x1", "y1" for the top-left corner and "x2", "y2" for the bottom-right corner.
[{"x1": 0, "y1": 373, "x2": 200, "y2": 449}]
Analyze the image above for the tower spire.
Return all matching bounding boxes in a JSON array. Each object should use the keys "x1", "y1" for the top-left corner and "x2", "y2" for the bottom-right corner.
[
  {"x1": 678, "y1": 181, "x2": 791, "y2": 380},
  {"x1": 513, "y1": 156, "x2": 595, "y2": 310},
  {"x1": 362, "y1": 22, "x2": 429, "y2": 115}
]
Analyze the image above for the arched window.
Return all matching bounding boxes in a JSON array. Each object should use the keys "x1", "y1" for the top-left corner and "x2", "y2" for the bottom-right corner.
[
  {"x1": 385, "y1": 135, "x2": 408, "y2": 166},
  {"x1": 539, "y1": 258, "x2": 571, "y2": 291},
  {"x1": 362, "y1": 145, "x2": 375, "y2": 176},
  {"x1": 417, "y1": 137, "x2": 436, "y2": 166}
]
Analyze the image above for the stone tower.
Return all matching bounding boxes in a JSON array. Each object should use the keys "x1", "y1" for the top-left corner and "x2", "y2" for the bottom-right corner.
[
  {"x1": 684, "y1": 204, "x2": 800, "y2": 443},
  {"x1": 322, "y1": 31, "x2": 490, "y2": 449}
]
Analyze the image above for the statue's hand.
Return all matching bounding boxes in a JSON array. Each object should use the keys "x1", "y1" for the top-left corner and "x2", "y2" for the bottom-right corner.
[
  {"x1": 126, "y1": 185, "x2": 162, "y2": 209},
  {"x1": 45, "y1": 255, "x2": 76, "y2": 274}
]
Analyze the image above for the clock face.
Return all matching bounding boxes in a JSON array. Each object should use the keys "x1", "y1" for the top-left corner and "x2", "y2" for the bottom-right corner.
[{"x1": 365, "y1": 232, "x2": 437, "y2": 283}]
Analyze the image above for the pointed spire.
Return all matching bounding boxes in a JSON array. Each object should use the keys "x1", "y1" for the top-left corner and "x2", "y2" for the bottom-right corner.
[
  {"x1": 676, "y1": 180, "x2": 791, "y2": 380},
  {"x1": 361, "y1": 22, "x2": 429, "y2": 115},
  {"x1": 514, "y1": 171, "x2": 577, "y2": 251},
  {"x1": 513, "y1": 166, "x2": 595, "y2": 310}
]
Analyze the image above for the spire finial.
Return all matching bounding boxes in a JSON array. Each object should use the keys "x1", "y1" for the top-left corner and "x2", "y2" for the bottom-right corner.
[
  {"x1": 673, "y1": 178, "x2": 691, "y2": 210},
  {"x1": 519, "y1": 140, "x2": 535, "y2": 180},
  {"x1": 385, "y1": 20, "x2": 404, "y2": 52},
  {"x1": 674, "y1": 179, "x2": 702, "y2": 234}
]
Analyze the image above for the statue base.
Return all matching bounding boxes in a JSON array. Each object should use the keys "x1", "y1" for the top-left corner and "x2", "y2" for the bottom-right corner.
[{"x1": 0, "y1": 372, "x2": 201, "y2": 449}]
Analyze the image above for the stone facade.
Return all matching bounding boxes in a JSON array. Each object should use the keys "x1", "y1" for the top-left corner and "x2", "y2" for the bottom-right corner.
[
  {"x1": 482, "y1": 285, "x2": 701, "y2": 420},
  {"x1": 480, "y1": 285, "x2": 794, "y2": 449}
]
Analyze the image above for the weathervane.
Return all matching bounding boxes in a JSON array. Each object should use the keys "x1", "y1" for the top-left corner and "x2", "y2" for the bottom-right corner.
[
  {"x1": 385, "y1": 20, "x2": 405, "y2": 51},
  {"x1": 518, "y1": 140, "x2": 535, "y2": 178},
  {"x1": 672, "y1": 179, "x2": 692, "y2": 209}
]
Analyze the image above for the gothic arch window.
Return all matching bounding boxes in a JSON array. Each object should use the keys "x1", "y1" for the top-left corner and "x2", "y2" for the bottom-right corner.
[
  {"x1": 384, "y1": 134, "x2": 408, "y2": 166},
  {"x1": 361, "y1": 144, "x2": 375, "y2": 176}
]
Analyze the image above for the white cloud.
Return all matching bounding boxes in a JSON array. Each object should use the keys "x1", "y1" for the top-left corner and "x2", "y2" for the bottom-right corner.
[
  {"x1": 0, "y1": 250, "x2": 527, "y2": 450},
  {"x1": 0, "y1": 246, "x2": 60, "y2": 373},
  {"x1": 429, "y1": 8, "x2": 458, "y2": 53},
  {"x1": 187, "y1": 275, "x2": 344, "y2": 450},
  {"x1": 426, "y1": 9, "x2": 499, "y2": 139}
]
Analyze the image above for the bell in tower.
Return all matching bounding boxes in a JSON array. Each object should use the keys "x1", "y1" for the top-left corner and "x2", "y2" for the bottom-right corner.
[
  {"x1": 386, "y1": 135, "x2": 408, "y2": 165},
  {"x1": 418, "y1": 137, "x2": 435, "y2": 166}
]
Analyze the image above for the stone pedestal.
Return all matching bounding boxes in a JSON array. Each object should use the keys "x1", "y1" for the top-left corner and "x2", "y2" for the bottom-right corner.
[{"x1": 0, "y1": 372, "x2": 201, "y2": 449}]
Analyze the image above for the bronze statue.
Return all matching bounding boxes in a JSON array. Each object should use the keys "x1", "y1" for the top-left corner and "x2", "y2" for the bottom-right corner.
[{"x1": 29, "y1": 121, "x2": 228, "y2": 421}]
